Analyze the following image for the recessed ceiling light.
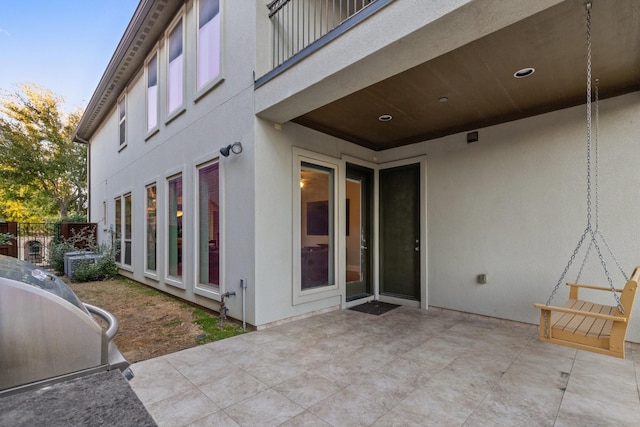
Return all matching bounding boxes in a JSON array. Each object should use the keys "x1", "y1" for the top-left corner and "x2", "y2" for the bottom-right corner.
[
  {"x1": 378, "y1": 114, "x2": 392, "y2": 122},
  {"x1": 514, "y1": 67, "x2": 535, "y2": 78},
  {"x1": 438, "y1": 97, "x2": 448, "y2": 103}
]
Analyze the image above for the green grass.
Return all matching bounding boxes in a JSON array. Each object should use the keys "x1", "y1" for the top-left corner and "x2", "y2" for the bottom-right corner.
[{"x1": 192, "y1": 308, "x2": 246, "y2": 344}]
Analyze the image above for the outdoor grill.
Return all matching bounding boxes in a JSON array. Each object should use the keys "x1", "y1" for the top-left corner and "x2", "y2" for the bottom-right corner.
[{"x1": 0, "y1": 255, "x2": 132, "y2": 397}]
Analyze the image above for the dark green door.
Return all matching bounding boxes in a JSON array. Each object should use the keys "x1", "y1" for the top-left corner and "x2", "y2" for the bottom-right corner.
[
  {"x1": 346, "y1": 164, "x2": 373, "y2": 301},
  {"x1": 380, "y1": 163, "x2": 420, "y2": 300}
]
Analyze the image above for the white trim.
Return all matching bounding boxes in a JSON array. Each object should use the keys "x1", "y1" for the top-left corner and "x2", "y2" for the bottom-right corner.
[
  {"x1": 144, "y1": 182, "x2": 159, "y2": 279},
  {"x1": 194, "y1": 0, "x2": 225, "y2": 101},
  {"x1": 193, "y1": 156, "x2": 224, "y2": 301},
  {"x1": 292, "y1": 147, "x2": 343, "y2": 306},
  {"x1": 165, "y1": 8, "x2": 186, "y2": 121},
  {"x1": 165, "y1": 170, "x2": 186, "y2": 289},
  {"x1": 144, "y1": 46, "x2": 160, "y2": 138},
  {"x1": 117, "y1": 93, "x2": 127, "y2": 151}
]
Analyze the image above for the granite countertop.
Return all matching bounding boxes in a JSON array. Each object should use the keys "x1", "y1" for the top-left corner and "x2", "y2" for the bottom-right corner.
[{"x1": 0, "y1": 370, "x2": 156, "y2": 427}]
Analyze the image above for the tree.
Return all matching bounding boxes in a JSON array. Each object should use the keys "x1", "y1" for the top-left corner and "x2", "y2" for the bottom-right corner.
[{"x1": 0, "y1": 84, "x2": 87, "y2": 219}]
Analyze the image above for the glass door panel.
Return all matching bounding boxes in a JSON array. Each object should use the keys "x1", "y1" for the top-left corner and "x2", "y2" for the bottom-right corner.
[{"x1": 346, "y1": 164, "x2": 372, "y2": 301}]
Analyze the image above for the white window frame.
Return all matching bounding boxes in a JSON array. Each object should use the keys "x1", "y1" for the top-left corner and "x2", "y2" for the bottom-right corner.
[
  {"x1": 118, "y1": 94, "x2": 127, "y2": 150},
  {"x1": 145, "y1": 182, "x2": 158, "y2": 277},
  {"x1": 195, "y1": 0, "x2": 224, "y2": 100},
  {"x1": 166, "y1": 10, "x2": 186, "y2": 121},
  {"x1": 123, "y1": 193, "x2": 133, "y2": 268},
  {"x1": 292, "y1": 148, "x2": 342, "y2": 306},
  {"x1": 114, "y1": 192, "x2": 133, "y2": 271},
  {"x1": 145, "y1": 47, "x2": 159, "y2": 138},
  {"x1": 194, "y1": 157, "x2": 225, "y2": 300},
  {"x1": 165, "y1": 171, "x2": 185, "y2": 289}
]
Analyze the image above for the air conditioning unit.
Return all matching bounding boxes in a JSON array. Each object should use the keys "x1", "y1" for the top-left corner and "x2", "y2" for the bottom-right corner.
[
  {"x1": 63, "y1": 251, "x2": 94, "y2": 277},
  {"x1": 67, "y1": 254, "x2": 102, "y2": 281}
]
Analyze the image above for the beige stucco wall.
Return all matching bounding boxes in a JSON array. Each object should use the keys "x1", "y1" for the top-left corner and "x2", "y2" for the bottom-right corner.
[
  {"x1": 384, "y1": 91, "x2": 640, "y2": 342},
  {"x1": 252, "y1": 91, "x2": 640, "y2": 342},
  {"x1": 88, "y1": 0, "x2": 258, "y2": 323}
]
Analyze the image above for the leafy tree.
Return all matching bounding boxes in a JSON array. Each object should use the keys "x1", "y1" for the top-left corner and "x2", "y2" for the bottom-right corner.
[
  {"x1": 0, "y1": 186, "x2": 56, "y2": 222},
  {"x1": 0, "y1": 84, "x2": 87, "y2": 219}
]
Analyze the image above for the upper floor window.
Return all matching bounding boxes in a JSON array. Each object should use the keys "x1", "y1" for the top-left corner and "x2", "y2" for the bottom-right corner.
[
  {"x1": 197, "y1": 0, "x2": 221, "y2": 92},
  {"x1": 118, "y1": 96, "x2": 126, "y2": 148},
  {"x1": 146, "y1": 51, "x2": 158, "y2": 133},
  {"x1": 167, "y1": 16, "x2": 184, "y2": 116}
]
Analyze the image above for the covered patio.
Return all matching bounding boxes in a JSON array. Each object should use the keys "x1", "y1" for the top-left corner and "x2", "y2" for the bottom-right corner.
[{"x1": 130, "y1": 307, "x2": 640, "y2": 426}]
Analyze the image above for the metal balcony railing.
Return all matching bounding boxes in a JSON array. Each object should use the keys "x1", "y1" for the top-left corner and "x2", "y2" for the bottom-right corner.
[{"x1": 267, "y1": 0, "x2": 376, "y2": 69}]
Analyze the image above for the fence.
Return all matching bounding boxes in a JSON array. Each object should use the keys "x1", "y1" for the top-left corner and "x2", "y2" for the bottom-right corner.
[{"x1": 0, "y1": 222, "x2": 97, "y2": 267}]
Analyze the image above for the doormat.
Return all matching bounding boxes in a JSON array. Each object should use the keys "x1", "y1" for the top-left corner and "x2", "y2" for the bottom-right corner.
[{"x1": 349, "y1": 301, "x2": 399, "y2": 316}]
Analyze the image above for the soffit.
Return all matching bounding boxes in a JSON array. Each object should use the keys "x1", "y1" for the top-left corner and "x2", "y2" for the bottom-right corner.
[
  {"x1": 292, "y1": 0, "x2": 640, "y2": 150},
  {"x1": 74, "y1": 0, "x2": 184, "y2": 142}
]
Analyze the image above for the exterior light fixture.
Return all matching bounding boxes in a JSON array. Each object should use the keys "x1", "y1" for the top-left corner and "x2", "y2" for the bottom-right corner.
[
  {"x1": 220, "y1": 141, "x2": 242, "y2": 157},
  {"x1": 378, "y1": 114, "x2": 392, "y2": 122}
]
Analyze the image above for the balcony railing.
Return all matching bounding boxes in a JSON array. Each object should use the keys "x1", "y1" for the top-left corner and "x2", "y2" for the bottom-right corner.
[{"x1": 267, "y1": 0, "x2": 376, "y2": 69}]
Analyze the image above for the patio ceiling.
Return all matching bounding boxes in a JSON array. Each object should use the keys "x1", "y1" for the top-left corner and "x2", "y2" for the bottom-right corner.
[{"x1": 291, "y1": 0, "x2": 640, "y2": 151}]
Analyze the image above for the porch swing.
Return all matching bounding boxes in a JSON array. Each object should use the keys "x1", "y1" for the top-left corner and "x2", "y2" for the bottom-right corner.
[{"x1": 533, "y1": 2, "x2": 638, "y2": 359}]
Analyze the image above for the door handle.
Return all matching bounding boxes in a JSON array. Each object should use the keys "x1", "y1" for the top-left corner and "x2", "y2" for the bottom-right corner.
[{"x1": 361, "y1": 246, "x2": 368, "y2": 250}]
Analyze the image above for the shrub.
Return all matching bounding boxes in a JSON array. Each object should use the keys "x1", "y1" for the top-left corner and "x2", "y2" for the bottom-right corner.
[
  {"x1": 49, "y1": 227, "x2": 118, "y2": 282},
  {"x1": 70, "y1": 249, "x2": 118, "y2": 282},
  {"x1": 0, "y1": 233, "x2": 14, "y2": 246}
]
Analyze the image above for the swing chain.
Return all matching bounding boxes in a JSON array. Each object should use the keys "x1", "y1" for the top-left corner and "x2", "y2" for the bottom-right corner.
[{"x1": 545, "y1": 3, "x2": 626, "y2": 319}]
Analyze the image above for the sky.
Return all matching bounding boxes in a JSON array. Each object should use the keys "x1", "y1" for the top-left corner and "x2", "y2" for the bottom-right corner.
[{"x1": 0, "y1": 0, "x2": 140, "y2": 113}]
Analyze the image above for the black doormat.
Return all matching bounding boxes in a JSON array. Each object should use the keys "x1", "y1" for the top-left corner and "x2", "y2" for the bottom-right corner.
[{"x1": 349, "y1": 301, "x2": 400, "y2": 315}]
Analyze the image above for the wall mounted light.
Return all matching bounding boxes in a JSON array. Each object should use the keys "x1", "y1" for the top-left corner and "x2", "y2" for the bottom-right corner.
[{"x1": 220, "y1": 142, "x2": 243, "y2": 157}]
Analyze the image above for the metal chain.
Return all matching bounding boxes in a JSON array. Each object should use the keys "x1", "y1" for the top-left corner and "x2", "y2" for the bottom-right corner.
[
  {"x1": 594, "y1": 79, "x2": 599, "y2": 232},
  {"x1": 547, "y1": 227, "x2": 589, "y2": 307},
  {"x1": 585, "y1": 3, "x2": 592, "y2": 230},
  {"x1": 576, "y1": 240, "x2": 592, "y2": 283},
  {"x1": 594, "y1": 80, "x2": 628, "y2": 281},
  {"x1": 546, "y1": 3, "x2": 625, "y2": 316}
]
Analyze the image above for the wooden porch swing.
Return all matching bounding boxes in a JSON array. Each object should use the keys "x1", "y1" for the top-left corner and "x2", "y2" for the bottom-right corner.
[{"x1": 533, "y1": 3, "x2": 637, "y2": 359}]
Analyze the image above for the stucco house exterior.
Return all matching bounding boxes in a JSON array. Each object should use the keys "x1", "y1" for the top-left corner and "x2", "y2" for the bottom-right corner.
[{"x1": 73, "y1": 0, "x2": 640, "y2": 342}]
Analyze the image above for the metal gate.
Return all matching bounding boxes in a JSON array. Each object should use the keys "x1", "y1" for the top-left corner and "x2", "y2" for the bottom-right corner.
[
  {"x1": 0, "y1": 222, "x2": 97, "y2": 267},
  {"x1": 16, "y1": 223, "x2": 57, "y2": 267}
]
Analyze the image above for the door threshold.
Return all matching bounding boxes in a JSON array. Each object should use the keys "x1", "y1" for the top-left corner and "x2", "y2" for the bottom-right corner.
[
  {"x1": 345, "y1": 294, "x2": 374, "y2": 308},
  {"x1": 378, "y1": 294, "x2": 421, "y2": 308}
]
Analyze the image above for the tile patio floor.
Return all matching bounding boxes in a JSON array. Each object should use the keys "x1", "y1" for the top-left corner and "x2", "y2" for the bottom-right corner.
[{"x1": 129, "y1": 306, "x2": 640, "y2": 426}]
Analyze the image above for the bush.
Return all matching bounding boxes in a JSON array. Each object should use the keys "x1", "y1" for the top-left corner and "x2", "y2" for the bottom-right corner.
[
  {"x1": 0, "y1": 233, "x2": 14, "y2": 246},
  {"x1": 49, "y1": 227, "x2": 118, "y2": 282},
  {"x1": 70, "y1": 250, "x2": 118, "y2": 282}
]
